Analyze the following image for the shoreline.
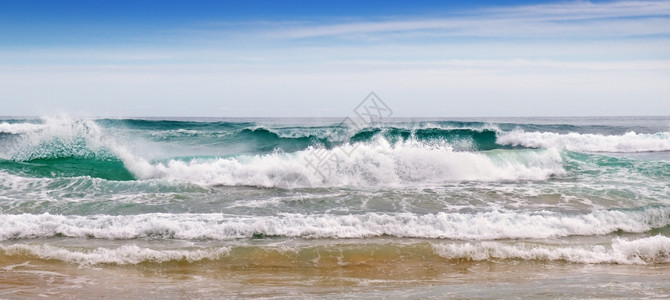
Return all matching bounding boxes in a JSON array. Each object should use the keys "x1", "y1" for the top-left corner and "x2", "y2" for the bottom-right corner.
[{"x1": 3, "y1": 257, "x2": 669, "y2": 298}]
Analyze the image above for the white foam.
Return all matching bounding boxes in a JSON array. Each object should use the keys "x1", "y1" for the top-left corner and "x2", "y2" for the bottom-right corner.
[
  {"x1": 127, "y1": 138, "x2": 564, "y2": 187},
  {"x1": 0, "y1": 116, "x2": 110, "y2": 161},
  {"x1": 0, "y1": 116, "x2": 161, "y2": 181},
  {"x1": 0, "y1": 122, "x2": 46, "y2": 134},
  {"x1": 1, "y1": 208, "x2": 667, "y2": 241},
  {"x1": 3, "y1": 236, "x2": 669, "y2": 266},
  {"x1": 1, "y1": 116, "x2": 564, "y2": 187},
  {"x1": 1, "y1": 244, "x2": 230, "y2": 266},
  {"x1": 271, "y1": 122, "x2": 501, "y2": 140},
  {"x1": 497, "y1": 130, "x2": 670, "y2": 152},
  {"x1": 432, "y1": 235, "x2": 670, "y2": 264},
  {"x1": 271, "y1": 126, "x2": 347, "y2": 140},
  {"x1": 175, "y1": 128, "x2": 199, "y2": 135},
  {"x1": 419, "y1": 122, "x2": 502, "y2": 133}
]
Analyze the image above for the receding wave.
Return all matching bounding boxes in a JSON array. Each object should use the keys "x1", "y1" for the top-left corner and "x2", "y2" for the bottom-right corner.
[
  {"x1": 2, "y1": 207, "x2": 667, "y2": 241},
  {"x1": 1, "y1": 244, "x2": 231, "y2": 266},
  {"x1": 431, "y1": 235, "x2": 670, "y2": 264},
  {"x1": 3, "y1": 235, "x2": 669, "y2": 266},
  {"x1": 497, "y1": 130, "x2": 670, "y2": 152}
]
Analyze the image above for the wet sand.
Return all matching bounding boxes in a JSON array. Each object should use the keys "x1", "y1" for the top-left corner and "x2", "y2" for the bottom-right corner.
[{"x1": 2, "y1": 256, "x2": 669, "y2": 298}]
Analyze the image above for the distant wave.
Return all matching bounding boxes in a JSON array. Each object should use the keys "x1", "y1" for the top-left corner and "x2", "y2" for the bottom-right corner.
[
  {"x1": 498, "y1": 130, "x2": 670, "y2": 152},
  {"x1": 349, "y1": 127, "x2": 509, "y2": 151},
  {"x1": 0, "y1": 122, "x2": 46, "y2": 134},
  {"x1": 96, "y1": 118, "x2": 254, "y2": 131}
]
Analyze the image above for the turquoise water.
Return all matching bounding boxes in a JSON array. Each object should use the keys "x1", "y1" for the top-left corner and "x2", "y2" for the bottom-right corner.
[{"x1": 1, "y1": 116, "x2": 669, "y2": 297}]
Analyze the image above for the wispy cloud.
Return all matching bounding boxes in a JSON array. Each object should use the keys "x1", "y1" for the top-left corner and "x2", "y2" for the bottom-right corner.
[
  {"x1": 1, "y1": 1, "x2": 668, "y2": 117},
  {"x1": 262, "y1": 0, "x2": 670, "y2": 40}
]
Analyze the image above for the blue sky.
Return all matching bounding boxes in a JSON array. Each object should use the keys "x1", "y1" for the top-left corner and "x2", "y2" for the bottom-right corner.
[{"x1": 1, "y1": 0, "x2": 669, "y2": 117}]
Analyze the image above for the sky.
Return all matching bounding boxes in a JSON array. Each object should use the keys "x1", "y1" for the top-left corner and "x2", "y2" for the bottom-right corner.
[{"x1": 1, "y1": 0, "x2": 669, "y2": 117}]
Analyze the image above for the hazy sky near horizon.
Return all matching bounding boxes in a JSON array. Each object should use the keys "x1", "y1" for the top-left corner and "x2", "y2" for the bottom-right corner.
[{"x1": 1, "y1": 0, "x2": 669, "y2": 117}]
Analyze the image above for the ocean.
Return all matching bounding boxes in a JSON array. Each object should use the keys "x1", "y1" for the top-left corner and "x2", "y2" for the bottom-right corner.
[{"x1": 1, "y1": 115, "x2": 669, "y2": 298}]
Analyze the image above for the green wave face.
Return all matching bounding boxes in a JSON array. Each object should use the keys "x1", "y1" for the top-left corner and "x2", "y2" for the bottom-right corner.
[
  {"x1": 349, "y1": 127, "x2": 519, "y2": 150},
  {"x1": 0, "y1": 157, "x2": 135, "y2": 181},
  {"x1": 2, "y1": 117, "x2": 670, "y2": 183},
  {"x1": 1, "y1": 120, "x2": 528, "y2": 182},
  {"x1": 564, "y1": 150, "x2": 670, "y2": 180}
]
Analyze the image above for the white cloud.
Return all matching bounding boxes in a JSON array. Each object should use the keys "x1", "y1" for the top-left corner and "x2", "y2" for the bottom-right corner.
[
  {"x1": 1, "y1": 1, "x2": 669, "y2": 117},
  {"x1": 263, "y1": 0, "x2": 670, "y2": 39}
]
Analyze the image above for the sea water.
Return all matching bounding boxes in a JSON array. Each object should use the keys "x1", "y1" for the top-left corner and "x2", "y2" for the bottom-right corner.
[{"x1": 1, "y1": 116, "x2": 669, "y2": 298}]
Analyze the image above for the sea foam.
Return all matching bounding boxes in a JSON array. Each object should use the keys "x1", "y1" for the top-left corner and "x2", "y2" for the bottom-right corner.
[
  {"x1": 1, "y1": 244, "x2": 230, "y2": 266},
  {"x1": 122, "y1": 141, "x2": 564, "y2": 187},
  {"x1": 3, "y1": 235, "x2": 669, "y2": 266},
  {"x1": 497, "y1": 130, "x2": 670, "y2": 152},
  {"x1": 0, "y1": 122, "x2": 46, "y2": 134},
  {"x1": 432, "y1": 235, "x2": 670, "y2": 264},
  {"x1": 1, "y1": 117, "x2": 564, "y2": 187},
  {"x1": 1, "y1": 207, "x2": 667, "y2": 241}
]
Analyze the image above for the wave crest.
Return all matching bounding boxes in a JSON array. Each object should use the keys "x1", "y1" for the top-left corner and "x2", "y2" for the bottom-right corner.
[
  {"x1": 124, "y1": 140, "x2": 563, "y2": 187},
  {"x1": 497, "y1": 130, "x2": 670, "y2": 152},
  {"x1": 1, "y1": 207, "x2": 667, "y2": 241},
  {"x1": 3, "y1": 235, "x2": 669, "y2": 266},
  {"x1": 432, "y1": 235, "x2": 670, "y2": 264}
]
